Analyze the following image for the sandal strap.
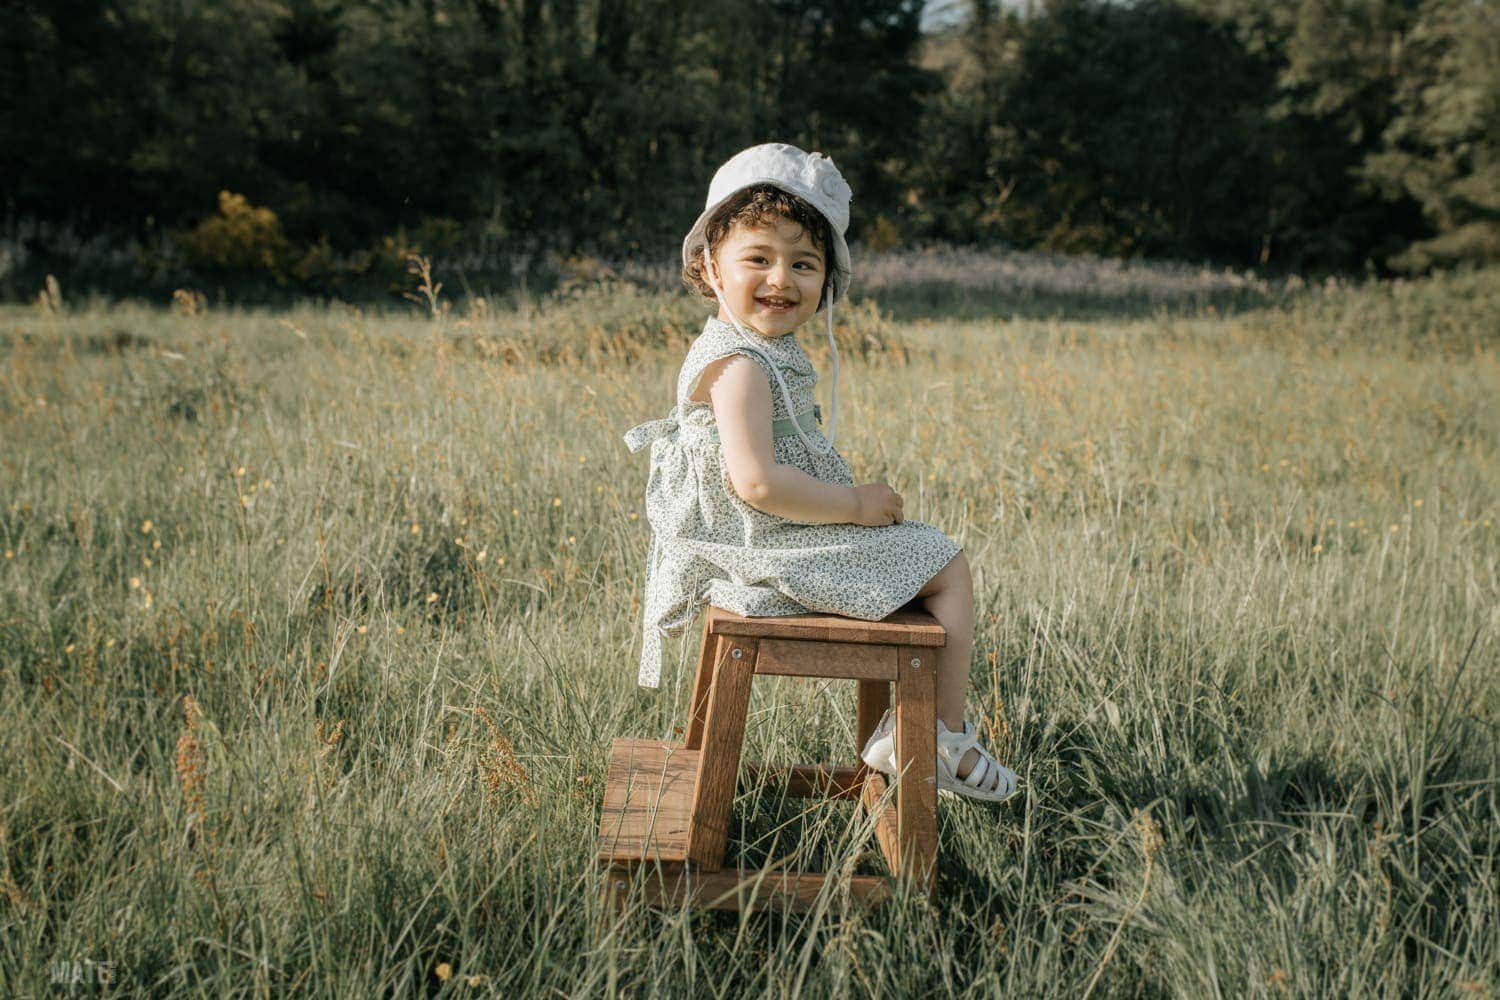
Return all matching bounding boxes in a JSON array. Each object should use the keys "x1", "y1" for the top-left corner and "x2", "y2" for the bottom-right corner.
[
  {"x1": 974, "y1": 750, "x2": 1015, "y2": 796},
  {"x1": 954, "y1": 737, "x2": 1015, "y2": 796},
  {"x1": 972, "y1": 755, "x2": 1014, "y2": 796},
  {"x1": 972, "y1": 754, "x2": 1004, "y2": 792},
  {"x1": 937, "y1": 724, "x2": 980, "y2": 761}
]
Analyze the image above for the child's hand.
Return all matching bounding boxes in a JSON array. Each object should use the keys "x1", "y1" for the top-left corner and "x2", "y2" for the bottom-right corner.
[{"x1": 851, "y1": 483, "x2": 904, "y2": 526}]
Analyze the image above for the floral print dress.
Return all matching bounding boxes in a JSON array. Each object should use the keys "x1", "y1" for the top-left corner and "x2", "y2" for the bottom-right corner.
[{"x1": 623, "y1": 316, "x2": 962, "y2": 688}]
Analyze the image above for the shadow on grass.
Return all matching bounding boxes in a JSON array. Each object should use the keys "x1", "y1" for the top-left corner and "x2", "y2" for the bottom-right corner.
[
  {"x1": 939, "y1": 705, "x2": 1499, "y2": 946},
  {"x1": 727, "y1": 787, "x2": 888, "y2": 879}
]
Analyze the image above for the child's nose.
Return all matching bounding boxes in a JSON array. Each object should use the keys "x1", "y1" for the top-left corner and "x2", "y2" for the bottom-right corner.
[{"x1": 767, "y1": 263, "x2": 789, "y2": 288}]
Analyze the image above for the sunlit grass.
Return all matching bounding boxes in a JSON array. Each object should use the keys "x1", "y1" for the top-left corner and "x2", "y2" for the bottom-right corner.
[{"x1": 1, "y1": 263, "x2": 1497, "y2": 994}]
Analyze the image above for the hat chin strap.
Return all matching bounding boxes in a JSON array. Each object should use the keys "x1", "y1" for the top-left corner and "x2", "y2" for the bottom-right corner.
[{"x1": 702, "y1": 246, "x2": 839, "y2": 457}]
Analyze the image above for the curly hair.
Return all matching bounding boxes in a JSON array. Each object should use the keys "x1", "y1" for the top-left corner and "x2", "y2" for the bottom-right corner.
[{"x1": 683, "y1": 184, "x2": 838, "y2": 308}]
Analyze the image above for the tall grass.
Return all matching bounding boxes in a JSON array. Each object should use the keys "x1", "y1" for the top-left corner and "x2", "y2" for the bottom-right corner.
[{"x1": 0, "y1": 264, "x2": 1496, "y2": 995}]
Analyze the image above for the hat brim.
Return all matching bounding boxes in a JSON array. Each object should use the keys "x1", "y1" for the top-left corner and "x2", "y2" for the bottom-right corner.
[{"x1": 682, "y1": 181, "x2": 852, "y2": 303}]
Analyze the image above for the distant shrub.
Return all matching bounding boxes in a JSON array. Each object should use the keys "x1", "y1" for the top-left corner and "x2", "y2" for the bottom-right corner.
[
  {"x1": 175, "y1": 202, "x2": 459, "y2": 294},
  {"x1": 286, "y1": 237, "x2": 339, "y2": 286},
  {"x1": 357, "y1": 231, "x2": 421, "y2": 291},
  {"x1": 353, "y1": 221, "x2": 458, "y2": 292},
  {"x1": 556, "y1": 254, "x2": 622, "y2": 292},
  {"x1": 179, "y1": 192, "x2": 290, "y2": 274},
  {"x1": 171, "y1": 288, "x2": 206, "y2": 317},
  {"x1": 864, "y1": 214, "x2": 903, "y2": 253}
]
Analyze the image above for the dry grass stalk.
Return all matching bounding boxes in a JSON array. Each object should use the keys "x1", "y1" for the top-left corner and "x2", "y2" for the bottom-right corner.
[
  {"x1": 173, "y1": 694, "x2": 218, "y2": 879},
  {"x1": 474, "y1": 707, "x2": 536, "y2": 806},
  {"x1": 405, "y1": 254, "x2": 446, "y2": 320},
  {"x1": 34, "y1": 274, "x2": 62, "y2": 314},
  {"x1": 174, "y1": 696, "x2": 206, "y2": 826},
  {"x1": 1082, "y1": 809, "x2": 1164, "y2": 999}
]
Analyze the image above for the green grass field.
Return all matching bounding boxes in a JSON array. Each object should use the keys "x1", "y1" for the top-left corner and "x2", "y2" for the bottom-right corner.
[{"x1": 2, "y1": 263, "x2": 1497, "y2": 996}]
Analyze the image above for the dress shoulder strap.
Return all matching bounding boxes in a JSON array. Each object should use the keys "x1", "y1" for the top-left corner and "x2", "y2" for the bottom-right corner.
[{"x1": 675, "y1": 320, "x2": 788, "y2": 417}]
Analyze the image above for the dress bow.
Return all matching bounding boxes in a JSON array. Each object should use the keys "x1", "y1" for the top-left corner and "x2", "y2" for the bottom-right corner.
[{"x1": 623, "y1": 415, "x2": 679, "y2": 453}]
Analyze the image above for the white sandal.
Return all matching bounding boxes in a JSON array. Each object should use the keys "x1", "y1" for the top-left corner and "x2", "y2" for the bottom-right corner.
[{"x1": 859, "y1": 710, "x2": 1019, "y2": 803}]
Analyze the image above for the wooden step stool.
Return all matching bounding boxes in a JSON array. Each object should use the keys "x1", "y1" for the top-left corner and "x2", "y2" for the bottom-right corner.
[{"x1": 598, "y1": 604, "x2": 943, "y2": 911}]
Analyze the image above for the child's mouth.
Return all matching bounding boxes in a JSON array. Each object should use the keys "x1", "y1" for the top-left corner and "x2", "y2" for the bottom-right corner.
[{"x1": 756, "y1": 297, "x2": 797, "y2": 313}]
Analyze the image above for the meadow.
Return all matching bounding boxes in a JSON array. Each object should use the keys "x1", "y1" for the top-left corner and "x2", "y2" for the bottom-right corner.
[{"x1": 1, "y1": 257, "x2": 1497, "y2": 996}]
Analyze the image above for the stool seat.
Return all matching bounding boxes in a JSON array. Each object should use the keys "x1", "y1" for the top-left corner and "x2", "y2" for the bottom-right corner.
[
  {"x1": 598, "y1": 605, "x2": 942, "y2": 911},
  {"x1": 705, "y1": 605, "x2": 945, "y2": 647}
]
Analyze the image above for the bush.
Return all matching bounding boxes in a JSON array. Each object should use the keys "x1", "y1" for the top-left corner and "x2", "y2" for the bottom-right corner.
[{"x1": 178, "y1": 192, "x2": 290, "y2": 275}]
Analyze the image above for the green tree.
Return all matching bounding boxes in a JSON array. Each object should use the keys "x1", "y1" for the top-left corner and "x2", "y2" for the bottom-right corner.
[
  {"x1": 976, "y1": 0, "x2": 1278, "y2": 261},
  {"x1": 904, "y1": 3, "x2": 1027, "y2": 244},
  {"x1": 1192, "y1": 0, "x2": 1428, "y2": 268},
  {"x1": 1366, "y1": 0, "x2": 1500, "y2": 270}
]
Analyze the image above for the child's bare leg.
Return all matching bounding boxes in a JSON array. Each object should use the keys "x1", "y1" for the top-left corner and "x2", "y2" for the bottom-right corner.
[{"x1": 913, "y1": 551, "x2": 981, "y2": 773}]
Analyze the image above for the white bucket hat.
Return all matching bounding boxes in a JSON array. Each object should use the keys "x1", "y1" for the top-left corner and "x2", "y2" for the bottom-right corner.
[
  {"x1": 682, "y1": 142, "x2": 853, "y2": 301},
  {"x1": 683, "y1": 143, "x2": 853, "y2": 456}
]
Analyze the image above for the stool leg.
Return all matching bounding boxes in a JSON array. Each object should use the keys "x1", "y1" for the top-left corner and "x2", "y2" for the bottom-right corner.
[
  {"x1": 854, "y1": 679, "x2": 889, "y2": 783},
  {"x1": 684, "y1": 612, "x2": 717, "y2": 750},
  {"x1": 687, "y1": 637, "x2": 757, "y2": 870},
  {"x1": 894, "y1": 645, "x2": 938, "y2": 894}
]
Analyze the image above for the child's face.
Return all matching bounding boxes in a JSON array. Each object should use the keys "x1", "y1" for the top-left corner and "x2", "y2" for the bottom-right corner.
[{"x1": 711, "y1": 216, "x2": 826, "y2": 338}]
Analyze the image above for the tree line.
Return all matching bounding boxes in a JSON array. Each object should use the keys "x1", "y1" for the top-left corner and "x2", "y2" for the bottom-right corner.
[{"x1": 1, "y1": 0, "x2": 1495, "y2": 296}]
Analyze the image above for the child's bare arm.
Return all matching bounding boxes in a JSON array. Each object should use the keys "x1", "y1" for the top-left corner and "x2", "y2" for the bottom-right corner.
[{"x1": 698, "y1": 356, "x2": 903, "y2": 526}]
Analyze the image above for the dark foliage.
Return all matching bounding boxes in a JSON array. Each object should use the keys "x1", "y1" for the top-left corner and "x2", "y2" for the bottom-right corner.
[{"x1": 0, "y1": 0, "x2": 1492, "y2": 296}]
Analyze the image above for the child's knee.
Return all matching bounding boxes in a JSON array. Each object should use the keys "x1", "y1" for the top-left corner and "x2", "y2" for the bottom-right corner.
[
  {"x1": 919, "y1": 550, "x2": 971, "y2": 600},
  {"x1": 942, "y1": 550, "x2": 971, "y2": 594}
]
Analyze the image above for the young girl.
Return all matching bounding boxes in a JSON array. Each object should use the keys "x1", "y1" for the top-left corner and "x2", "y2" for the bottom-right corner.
[{"x1": 623, "y1": 143, "x2": 1016, "y2": 802}]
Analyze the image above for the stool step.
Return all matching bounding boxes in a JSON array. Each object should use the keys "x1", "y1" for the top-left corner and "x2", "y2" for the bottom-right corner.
[{"x1": 597, "y1": 739, "x2": 698, "y2": 864}]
